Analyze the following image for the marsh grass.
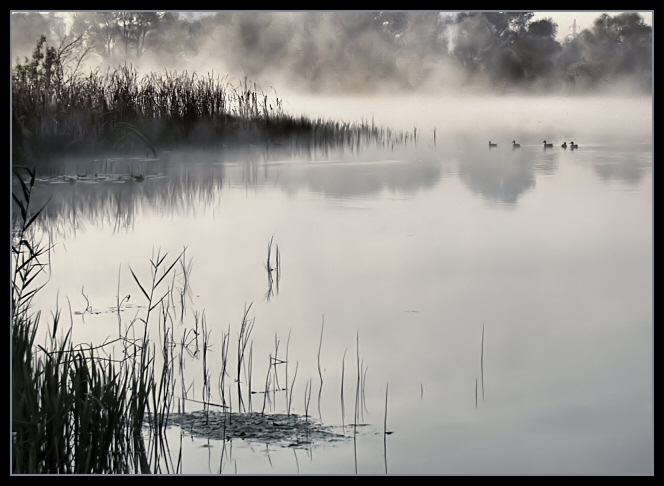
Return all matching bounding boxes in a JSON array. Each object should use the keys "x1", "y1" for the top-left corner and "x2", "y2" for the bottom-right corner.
[
  {"x1": 11, "y1": 166, "x2": 51, "y2": 317},
  {"x1": 11, "y1": 167, "x2": 177, "y2": 474},
  {"x1": 11, "y1": 165, "x2": 210, "y2": 473},
  {"x1": 12, "y1": 62, "x2": 407, "y2": 167}
]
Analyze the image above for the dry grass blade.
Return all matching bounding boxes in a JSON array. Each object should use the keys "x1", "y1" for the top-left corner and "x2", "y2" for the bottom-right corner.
[{"x1": 129, "y1": 267, "x2": 151, "y2": 302}]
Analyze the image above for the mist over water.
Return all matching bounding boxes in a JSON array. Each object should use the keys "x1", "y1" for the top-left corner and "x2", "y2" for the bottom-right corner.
[{"x1": 279, "y1": 92, "x2": 653, "y2": 148}]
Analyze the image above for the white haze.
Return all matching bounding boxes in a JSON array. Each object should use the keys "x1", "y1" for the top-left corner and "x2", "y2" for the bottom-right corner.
[
  {"x1": 278, "y1": 93, "x2": 653, "y2": 148},
  {"x1": 11, "y1": 11, "x2": 654, "y2": 146}
]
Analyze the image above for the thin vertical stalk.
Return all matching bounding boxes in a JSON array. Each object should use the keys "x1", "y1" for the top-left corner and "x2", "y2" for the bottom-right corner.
[
  {"x1": 285, "y1": 329, "x2": 291, "y2": 413},
  {"x1": 383, "y1": 383, "x2": 389, "y2": 475},
  {"x1": 317, "y1": 316, "x2": 324, "y2": 421},
  {"x1": 247, "y1": 343, "x2": 253, "y2": 412},
  {"x1": 354, "y1": 332, "x2": 360, "y2": 432},
  {"x1": 340, "y1": 348, "x2": 347, "y2": 435},
  {"x1": 236, "y1": 303, "x2": 254, "y2": 412},
  {"x1": 287, "y1": 362, "x2": 298, "y2": 417},
  {"x1": 304, "y1": 378, "x2": 312, "y2": 424},
  {"x1": 481, "y1": 323, "x2": 485, "y2": 401},
  {"x1": 383, "y1": 383, "x2": 389, "y2": 436},
  {"x1": 261, "y1": 355, "x2": 272, "y2": 416}
]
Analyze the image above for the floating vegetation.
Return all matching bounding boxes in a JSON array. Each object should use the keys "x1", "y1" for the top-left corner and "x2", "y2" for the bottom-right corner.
[{"x1": 167, "y1": 410, "x2": 345, "y2": 448}]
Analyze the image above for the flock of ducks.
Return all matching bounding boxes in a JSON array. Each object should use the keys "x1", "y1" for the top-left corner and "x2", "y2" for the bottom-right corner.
[{"x1": 489, "y1": 140, "x2": 579, "y2": 150}]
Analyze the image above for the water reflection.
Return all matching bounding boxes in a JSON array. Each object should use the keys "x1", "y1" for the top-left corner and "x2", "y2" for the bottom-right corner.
[
  {"x1": 586, "y1": 145, "x2": 653, "y2": 185},
  {"x1": 265, "y1": 236, "x2": 281, "y2": 301},
  {"x1": 16, "y1": 141, "x2": 652, "y2": 238},
  {"x1": 456, "y1": 148, "x2": 540, "y2": 204},
  {"x1": 275, "y1": 157, "x2": 442, "y2": 199},
  {"x1": 22, "y1": 148, "x2": 445, "y2": 234}
]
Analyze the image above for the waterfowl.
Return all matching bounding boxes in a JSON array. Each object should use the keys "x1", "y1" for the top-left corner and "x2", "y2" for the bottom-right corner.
[
  {"x1": 570, "y1": 141, "x2": 579, "y2": 150},
  {"x1": 561, "y1": 142, "x2": 567, "y2": 149},
  {"x1": 512, "y1": 140, "x2": 521, "y2": 149},
  {"x1": 542, "y1": 140, "x2": 553, "y2": 148},
  {"x1": 489, "y1": 141, "x2": 498, "y2": 148}
]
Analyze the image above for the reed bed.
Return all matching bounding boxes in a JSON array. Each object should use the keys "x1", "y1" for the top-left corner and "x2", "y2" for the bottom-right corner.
[
  {"x1": 12, "y1": 60, "x2": 407, "y2": 165},
  {"x1": 11, "y1": 167, "x2": 166, "y2": 474}
]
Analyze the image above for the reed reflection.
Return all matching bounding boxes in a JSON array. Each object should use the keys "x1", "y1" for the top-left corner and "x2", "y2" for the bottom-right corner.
[{"x1": 26, "y1": 148, "x2": 445, "y2": 235}]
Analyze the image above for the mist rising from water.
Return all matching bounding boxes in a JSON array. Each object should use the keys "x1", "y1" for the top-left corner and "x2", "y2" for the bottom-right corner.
[{"x1": 279, "y1": 93, "x2": 652, "y2": 147}]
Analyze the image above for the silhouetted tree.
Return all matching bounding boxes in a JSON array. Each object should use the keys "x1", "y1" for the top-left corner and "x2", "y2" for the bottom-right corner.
[
  {"x1": 511, "y1": 18, "x2": 562, "y2": 88},
  {"x1": 11, "y1": 12, "x2": 67, "y2": 62},
  {"x1": 113, "y1": 12, "x2": 162, "y2": 59},
  {"x1": 559, "y1": 12, "x2": 652, "y2": 90},
  {"x1": 442, "y1": 12, "x2": 540, "y2": 88}
]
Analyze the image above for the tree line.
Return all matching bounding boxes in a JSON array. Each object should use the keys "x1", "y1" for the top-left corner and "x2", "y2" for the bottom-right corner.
[{"x1": 11, "y1": 11, "x2": 652, "y2": 94}]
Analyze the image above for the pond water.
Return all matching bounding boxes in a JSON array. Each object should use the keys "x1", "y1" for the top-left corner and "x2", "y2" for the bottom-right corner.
[{"x1": 23, "y1": 95, "x2": 652, "y2": 475}]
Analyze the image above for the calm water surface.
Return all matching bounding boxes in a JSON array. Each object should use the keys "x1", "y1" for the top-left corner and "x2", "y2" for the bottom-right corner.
[{"x1": 24, "y1": 96, "x2": 653, "y2": 475}]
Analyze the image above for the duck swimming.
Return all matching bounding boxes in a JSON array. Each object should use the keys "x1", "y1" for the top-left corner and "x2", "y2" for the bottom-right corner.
[
  {"x1": 512, "y1": 140, "x2": 521, "y2": 149},
  {"x1": 489, "y1": 141, "x2": 498, "y2": 148},
  {"x1": 570, "y1": 141, "x2": 579, "y2": 150},
  {"x1": 561, "y1": 142, "x2": 567, "y2": 149},
  {"x1": 542, "y1": 140, "x2": 553, "y2": 148}
]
